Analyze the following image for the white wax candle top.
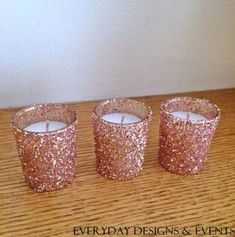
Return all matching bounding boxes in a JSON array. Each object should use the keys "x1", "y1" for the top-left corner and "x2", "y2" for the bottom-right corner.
[
  {"x1": 101, "y1": 113, "x2": 141, "y2": 124},
  {"x1": 171, "y1": 111, "x2": 207, "y2": 121},
  {"x1": 24, "y1": 121, "x2": 67, "y2": 132}
]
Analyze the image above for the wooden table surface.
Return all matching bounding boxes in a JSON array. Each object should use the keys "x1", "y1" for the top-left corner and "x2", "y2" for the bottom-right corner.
[{"x1": 0, "y1": 89, "x2": 234, "y2": 237}]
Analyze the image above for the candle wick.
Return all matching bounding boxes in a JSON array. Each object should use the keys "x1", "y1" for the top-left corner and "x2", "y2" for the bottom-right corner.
[
  {"x1": 121, "y1": 115, "x2": 125, "y2": 124},
  {"x1": 187, "y1": 112, "x2": 190, "y2": 120},
  {"x1": 46, "y1": 120, "x2": 49, "y2": 132}
]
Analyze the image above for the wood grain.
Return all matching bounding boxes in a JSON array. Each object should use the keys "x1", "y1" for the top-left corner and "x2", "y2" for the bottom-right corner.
[{"x1": 0, "y1": 89, "x2": 234, "y2": 237}]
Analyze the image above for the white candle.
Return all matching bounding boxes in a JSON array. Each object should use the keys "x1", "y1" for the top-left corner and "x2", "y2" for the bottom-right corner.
[
  {"x1": 24, "y1": 121, "x2": 67, "y2": 132},
  {"x1": 101, "y1": 113, "x2": 141, "y2": 124},
  {"x1": 171, "y1": 111, "x2": 206, "y2": 121}
]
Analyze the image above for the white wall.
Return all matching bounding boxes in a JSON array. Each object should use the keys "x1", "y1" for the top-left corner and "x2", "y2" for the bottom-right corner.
[{"x1": 0, "y1": 0, "x2": 235, "y2": 108}]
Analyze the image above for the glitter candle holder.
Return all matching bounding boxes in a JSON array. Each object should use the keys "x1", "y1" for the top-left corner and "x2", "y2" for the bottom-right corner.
[
  {"x1": 92, "y1": 98, "x2": 152, "y2": 181},
  {"x1": 12, "y1": 104, "x2": 77, "y2": 192},
  {"x1": 159, "y1": 97, "x2": 220, "y2": 175}
]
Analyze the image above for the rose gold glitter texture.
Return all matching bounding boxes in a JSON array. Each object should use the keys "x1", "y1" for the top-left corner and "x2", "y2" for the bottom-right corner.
[
  {"x1": 12, "y1": 104, "x2": 77, "y2": 192},
  {"x1": 159, "y1": 97, "x2": 220, "y2": 175},
  {"x1": 92, "y1": 98, "x2": 152, "y2": 181}
]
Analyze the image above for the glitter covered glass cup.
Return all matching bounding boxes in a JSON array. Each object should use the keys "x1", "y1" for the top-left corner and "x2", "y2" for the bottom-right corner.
[
  {"x1": 159, "y1": 97, "x2": 220, "y2": 175},
  {"x1": 92, "y1": 98, "x2": 152, "y2": 180},
  {"x1": 12, "y1": 104, "x2": 77, "y2": 192}
]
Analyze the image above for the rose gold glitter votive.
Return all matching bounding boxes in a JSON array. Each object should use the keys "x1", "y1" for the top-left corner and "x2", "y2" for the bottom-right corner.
[
  {"x1": 12, "y1": 104, "x2": 77, "y2": 192},
  {"x1": 92, "y1": 98, "x2": 152, "y2": 181},
  {"x1": 159, "y1": 97, "x2": 220, "y2": 175}
]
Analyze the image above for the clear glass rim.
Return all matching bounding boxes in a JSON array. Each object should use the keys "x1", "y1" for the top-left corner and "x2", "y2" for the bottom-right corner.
[
  {"x1": 93, "y1": 98, "x2": 152, "y2": 126},
  {"x1": 160, "y1": 96, "x2": 220, "y2": 123},
  {"x1": 12, "y1": 103, "x2": 77, "y2": 134}
]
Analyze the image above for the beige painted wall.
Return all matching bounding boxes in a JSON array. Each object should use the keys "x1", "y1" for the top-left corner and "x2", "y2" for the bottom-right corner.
[{"x1": 0, "y1": 0, "x2": 235, "y2": 108}]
